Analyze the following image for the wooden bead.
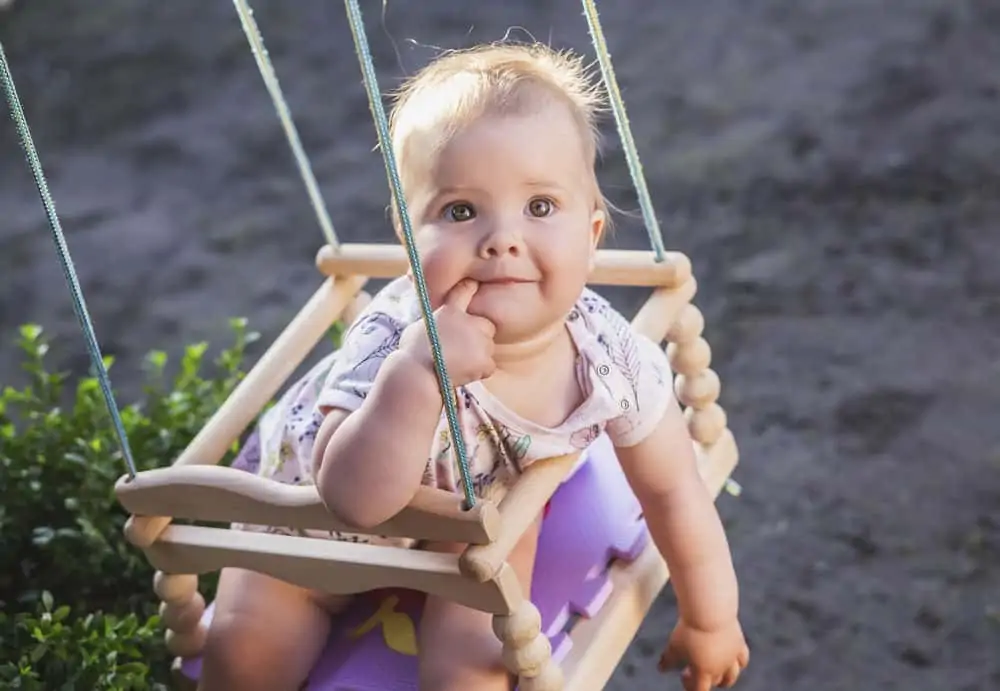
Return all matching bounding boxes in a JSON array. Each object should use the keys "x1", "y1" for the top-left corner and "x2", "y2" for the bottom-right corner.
[
  {"x1": 685, "y1": 403, "x2": 728, "y2": 445},
  {"x1": 459, "y1": 551, "x2": 498, "y2": 583},
  {"x1": 519, "y1": 662, "x2": 565, "y2": 691},
  {"x1": 165, "y1": 622, "x2": 208, "y2": 658},
  {"x1": 666, "y1": 303, "x2": 705, "y2": 344},
  {"x1": 502, "y1": 634, "x2": 553, "y2": 678},
  {"x1": 667, "y1": 337, "x2": 712, "y2": 376},
  {"x1": 675, "y1": 369, "x2": 721, "y2": 408},
  {"x1": 153, "y1": 572, "x2": 198, "y2": 605},
  {"x1": 160, "y1": 591, "x2": 206, "y2": 633},
  {"x1": 493, "y1": 604, "x2": 542, "y2": 646}
]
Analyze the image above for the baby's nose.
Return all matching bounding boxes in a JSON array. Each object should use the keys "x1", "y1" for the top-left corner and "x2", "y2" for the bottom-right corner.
[
  {"x1": 481, "y1": 224, "x2": 523, "y2": 257},
  {"x1": 483, "y1": 239, "x2": 521, "y2": 257}
]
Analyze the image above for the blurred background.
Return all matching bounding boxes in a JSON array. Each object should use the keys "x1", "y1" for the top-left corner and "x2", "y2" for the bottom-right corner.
[{"x1": 1, "y1": 1, "x2": 998, "y2": 689}]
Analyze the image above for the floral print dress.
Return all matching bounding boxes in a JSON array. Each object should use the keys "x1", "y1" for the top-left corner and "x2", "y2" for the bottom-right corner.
[{"x1": 235, "y1": 277, "x2": 673, "y2": 545}]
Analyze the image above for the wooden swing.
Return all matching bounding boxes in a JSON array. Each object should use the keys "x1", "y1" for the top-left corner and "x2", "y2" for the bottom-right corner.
[
  {"x1": 115, "y1": 240, "x2": 738, "y2": 691},
  {"x1": 1, "y1": 1, "x2": 741, "y2": 689}
]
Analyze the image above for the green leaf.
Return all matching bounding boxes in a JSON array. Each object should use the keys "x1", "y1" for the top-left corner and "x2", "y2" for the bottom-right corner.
[
  {"x1": 29, "y1": 643, "x2": 47, "y2": 663},
  {"x1": 19, "y1": 324, "x2": 42, "y2": 342}
]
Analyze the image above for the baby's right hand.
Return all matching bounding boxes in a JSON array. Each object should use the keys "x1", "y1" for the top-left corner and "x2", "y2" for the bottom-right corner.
[{"x1": 399, "y1": 279, "x2": 496, "y2": 388}]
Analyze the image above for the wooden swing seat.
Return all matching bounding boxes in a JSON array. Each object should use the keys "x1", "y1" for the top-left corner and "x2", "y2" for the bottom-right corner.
[{"x1": 114, "y1": 243, "x2": 740, "y2": 690}]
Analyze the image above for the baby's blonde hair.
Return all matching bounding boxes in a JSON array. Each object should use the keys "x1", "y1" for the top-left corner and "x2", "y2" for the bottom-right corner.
[{"x1": 386, "y1": 42, "x2": 610, "y2": 233}]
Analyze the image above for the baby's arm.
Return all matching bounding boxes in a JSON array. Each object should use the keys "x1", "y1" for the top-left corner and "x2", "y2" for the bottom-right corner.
[
  {"x1": 595, "y1": 296, "x2": 747, "y2": 684},
  {"x1": 313, "y1": 350, "x2": 443, "y2": 529},
  {"x1": 312, "y1": 279, "x2": 495, "y2": 529},
  {"x1": 615, "y1": 396, "x2": 739, "y2": 631}
]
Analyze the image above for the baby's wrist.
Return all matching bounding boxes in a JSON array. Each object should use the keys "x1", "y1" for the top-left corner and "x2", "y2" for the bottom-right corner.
[
  {"x1": 679, "y1": 612, "x2": 739, "y2": 634},
  {"x1": 383, "y1": 349, "x2": 444, "y2": 405},
  {"x1": 676, "y1": 595, "x2": 741, "y2": 634}
]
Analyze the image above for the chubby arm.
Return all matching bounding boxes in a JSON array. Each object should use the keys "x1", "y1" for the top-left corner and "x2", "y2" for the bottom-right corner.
[
  {"x1": 311, "y1": 279, "x2": 496, "y2": 530},
  {"x1": 615, "y1": 396, "x2": 739, "y2": 631},
  {"x1": 312, "y1": 350, "x2": 444, "y2": 529}
]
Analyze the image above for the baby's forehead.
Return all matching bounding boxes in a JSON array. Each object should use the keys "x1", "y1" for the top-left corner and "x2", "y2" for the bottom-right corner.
[
  {"x1": 405, "y1": 97, "x2": 587, "y2": 161},
  {"x1": 426, "y1": 112, "x2": 589, "y2": 181}
]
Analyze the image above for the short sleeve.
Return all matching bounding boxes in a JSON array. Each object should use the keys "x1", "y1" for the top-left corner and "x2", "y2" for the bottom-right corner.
[
  {"x1": 592, "y1": 303, "x2": 675, "y2": 448},
  {"x1": 314, "y1": 282, "x2": 415, "y2": 412}
]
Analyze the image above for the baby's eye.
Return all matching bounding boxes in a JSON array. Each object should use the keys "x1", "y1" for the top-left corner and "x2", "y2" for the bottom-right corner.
[
  {"x1": 444, "y1": 202, "x2": 476, "y2": 222},
  {"x1": 527, "y1": 197, "x2": 554, "y2": 218}
]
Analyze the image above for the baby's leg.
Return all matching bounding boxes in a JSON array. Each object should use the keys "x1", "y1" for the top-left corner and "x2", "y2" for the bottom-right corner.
[
  {"x1": 418, "y1": 514, "x2": 543, "y2": 691},
  {"x1": 197, "y1": 567, "x2": 349, "y2": 691}
]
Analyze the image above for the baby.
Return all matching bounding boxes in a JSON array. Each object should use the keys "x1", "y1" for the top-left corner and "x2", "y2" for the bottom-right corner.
[{"x1": 199, "y1": 42, "x2": 749, "y2": 691}]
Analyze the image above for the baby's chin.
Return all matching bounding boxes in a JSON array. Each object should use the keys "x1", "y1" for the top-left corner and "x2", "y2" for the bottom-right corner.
[
  {"x1": 472, "y1": 309, "x2": 561, "y2": 347},
  {"x1": 470, "y1": 292, "x2": 528, "y2": 324},
  {"x1": 471, "y1": 288, "x2": 576, "y2": 337}
]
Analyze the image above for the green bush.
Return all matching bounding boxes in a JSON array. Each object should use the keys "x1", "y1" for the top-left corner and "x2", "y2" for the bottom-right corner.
[
  {"x1": 0, "y1": 591, "x2": 164, "y2": 690},
  {"x1": 0, "y1": 320, "x2": 257, "y2": 688}
]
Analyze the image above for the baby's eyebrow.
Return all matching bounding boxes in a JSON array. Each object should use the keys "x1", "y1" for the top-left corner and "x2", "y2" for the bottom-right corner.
[
  {"x1": 434, "y1": 185, "x2": 478, "y2": 196},
  {"x1": 523, "y1": 180, "x2": 566, "y2": 191}
]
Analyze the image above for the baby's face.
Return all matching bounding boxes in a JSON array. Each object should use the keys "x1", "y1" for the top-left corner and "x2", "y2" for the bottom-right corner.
[{"x1": 404, "y1": 101, "x2": 604, "y2": 345}]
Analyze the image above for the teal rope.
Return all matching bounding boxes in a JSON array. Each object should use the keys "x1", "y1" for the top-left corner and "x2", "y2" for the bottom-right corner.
[
  {"x1": 581, "y1": 0, "x2": 666, "y2": 261},
  {"x1": 0, "y1": 40, "x2": 138, "y2": 479},
  {"x1": 232, "y1": 0, "x2": 340, "y2": 250},
  {"x1": 343, "y1": 0, "x2": 476, "y2": 510}
]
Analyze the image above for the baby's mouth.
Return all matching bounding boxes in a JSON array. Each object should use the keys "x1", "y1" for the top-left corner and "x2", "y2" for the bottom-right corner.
[
  {"x1": 476, "y1": 272, "x2": 537, "y2": 286},
  {"x1": 482, "y1": 278, "x2": 530, "y2": 285}
]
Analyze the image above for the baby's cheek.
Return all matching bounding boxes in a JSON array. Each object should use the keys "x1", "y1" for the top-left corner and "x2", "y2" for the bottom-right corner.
[
  {"x1": 543, "y1": 258, "x2": 591, "y2": 302},
  {"x1": 423, "y1": 279, "x2": 453, "y2": 310},
  {"x1": 415, "y1": 252, "x2": 459, "y2": 308}
]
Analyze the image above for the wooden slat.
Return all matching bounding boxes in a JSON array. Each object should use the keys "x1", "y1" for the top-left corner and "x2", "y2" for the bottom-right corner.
[
  {"x1": 169, "y1": 275, "x2": 367, "y2": 470},
  {"x1": 561, "y1": 535, "x2": 668, "y2": 691},
  {"x1": 315, "y1": 243, "x2": 693, "y2": 288},
  {"x1": 144, "y1": 524, "x2": 521, "y2": 615},
  {"x1": 560, "y1": 429, "x2": 740, "y2": 690},
  {"x1": 630, "y1": 278, "x2": 698, "y2": 344},
  {"x1": 460, "y1": 453, "x2": 579, "y2": 582},
  {"x1": 123, "y1": 274, "x2": 368, "y2": 548},
  {"x1": 694, "y1": 428, "x2": 739, "y2": 496},
  {"x1": 116, "y1": 465, "x2": 499, "y2": 545}
]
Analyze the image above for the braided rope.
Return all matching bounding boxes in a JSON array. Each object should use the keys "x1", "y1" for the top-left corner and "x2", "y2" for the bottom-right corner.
[
  {"x1": 581, "y1": 0, "x2": 666, "y2": 261},
  {"x1": 343, "y1": 0, "x2": 477, "y2": 509},
  {"x1": 0, "y1": 40, "x2": 138, "y2": 478},
  {"x1": 232, "y1": 0, "x2": 340, "y2": 249}
]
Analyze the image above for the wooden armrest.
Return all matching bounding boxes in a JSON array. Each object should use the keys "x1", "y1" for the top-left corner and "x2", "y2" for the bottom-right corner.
[
  {"x1": 459, "y1": 453, "x2": 580, "y2": 582},
  {"x1": 145, "y1": 524, "x2": 520, "y2": 615},
  {"x1": 316, "y1": 244, "x2": 692, "y2": 288},
  {"x1": 116, "y1": 465, "x2": 500, "y2": 547}
]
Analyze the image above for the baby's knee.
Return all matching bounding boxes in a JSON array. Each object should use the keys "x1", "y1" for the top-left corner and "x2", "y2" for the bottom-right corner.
[
  {"x1": 419, "y1": 642, "x2": 512, "y2": 691},
  {"x1": 418, "y1": 660, "x2": 513, "y2": 691},
  {"x1": 199, "y1": 614, "x2": 287, "y2": 690},
  {"x1": 418, "y1": 595, "x2": 516, "y2": 690}
]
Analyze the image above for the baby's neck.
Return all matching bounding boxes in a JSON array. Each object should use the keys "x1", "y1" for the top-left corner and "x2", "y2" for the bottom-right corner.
[
  {"x1": 491, "y1": 321, "x2": 570, "y2": 377},
  {"x1": 484, "y1": 320, "x2": 582, "y2": 429}
]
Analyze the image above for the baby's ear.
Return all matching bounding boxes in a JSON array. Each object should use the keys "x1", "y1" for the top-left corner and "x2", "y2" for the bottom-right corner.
[{"x1": 589, "y1": 208, "x2": 606, "y2": 269}]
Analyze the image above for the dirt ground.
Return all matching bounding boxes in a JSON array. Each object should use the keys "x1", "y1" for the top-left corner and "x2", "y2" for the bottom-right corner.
[{"x1": 2, "y1": 1, "x2": 999, "y2": 689}]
